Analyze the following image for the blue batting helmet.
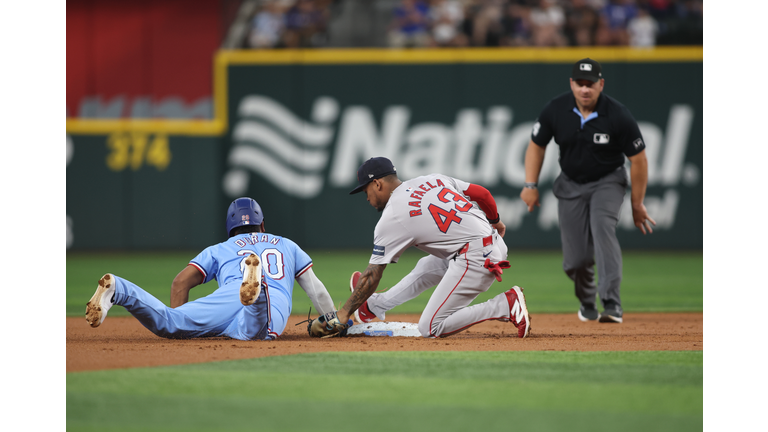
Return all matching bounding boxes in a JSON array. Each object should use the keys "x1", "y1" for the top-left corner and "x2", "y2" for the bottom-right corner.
[{"x1": 226, "y1": 197, "x2": 264, "y2": 237}]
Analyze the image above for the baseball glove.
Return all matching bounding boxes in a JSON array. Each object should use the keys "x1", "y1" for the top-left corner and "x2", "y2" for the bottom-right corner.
[{"x1": 305, "y1": 311, "x2": 351, "y2": 338}]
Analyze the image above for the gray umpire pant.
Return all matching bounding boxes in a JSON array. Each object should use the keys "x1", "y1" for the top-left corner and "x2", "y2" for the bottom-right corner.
[{"x1": 552, "y1": 166, "x2": 627, "y2": 310}]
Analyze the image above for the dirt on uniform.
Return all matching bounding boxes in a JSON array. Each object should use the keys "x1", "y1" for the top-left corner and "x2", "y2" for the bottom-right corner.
[{"x1": 67, "y1": 312, "x2": 702, "y2": 372}]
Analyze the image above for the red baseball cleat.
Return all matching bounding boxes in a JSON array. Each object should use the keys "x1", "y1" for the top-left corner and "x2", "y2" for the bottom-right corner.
[
  {"x1": 505, "y1": 286, "x2": 531, "y2": 338},
  {"x1": 350, "y1": 271, "x2": 376, "y2": 324}
]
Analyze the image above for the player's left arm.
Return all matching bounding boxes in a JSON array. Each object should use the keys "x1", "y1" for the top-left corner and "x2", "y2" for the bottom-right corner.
[
  {"x1": 336, "y1": 263, "x2": 387, "y2": 324},
  {"x1": 170, "y1": 265, "x2": 204, "y2": 307},
  {"x1": 627, "y1": 150, "x2": 656, "y2": 235},
  {"x1": 295, "y1": 267, "x2": 335, "y2": 316},
  {"x1": 463, "y1": 183, "x2": 506, "y2": 237}
]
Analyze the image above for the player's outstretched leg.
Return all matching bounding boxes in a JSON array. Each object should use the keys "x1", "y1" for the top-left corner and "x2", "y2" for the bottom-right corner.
[
  {"x1": 240, "y1": 254, "x2": 262, "y2": 306},
  {"x1": 504, "y1": 286, "x2": 531, "y2": 338},
  {"x1": 349, "y1": 271, "x2": 377, "y2": 324},
  {"x1": 85, "y1": 274, "x2": 116, "y2": 328}
]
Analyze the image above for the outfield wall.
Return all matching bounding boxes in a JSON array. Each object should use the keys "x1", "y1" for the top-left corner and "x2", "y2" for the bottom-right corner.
[
  {"x1": 67, "y1": 47, "x2": 703, "y2": 250},
  {"x1": 66, "y1": 133, "x2": 223, "y2": 249}
]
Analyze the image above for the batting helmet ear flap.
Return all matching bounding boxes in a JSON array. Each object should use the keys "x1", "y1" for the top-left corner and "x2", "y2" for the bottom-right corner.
[{"x1": 226, "y1": 197, "x2": 264, "y2": 237}]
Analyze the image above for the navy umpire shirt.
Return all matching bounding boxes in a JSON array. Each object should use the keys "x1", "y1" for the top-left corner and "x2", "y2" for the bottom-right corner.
[{"x1": 531, "y1": 92, "x2": 646, "y2": 184}]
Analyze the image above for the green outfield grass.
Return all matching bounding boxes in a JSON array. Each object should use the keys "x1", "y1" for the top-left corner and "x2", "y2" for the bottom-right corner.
[
  {"x1": 66, "y1": 249, "x2": 702, "y2": 316},
  {"x1": 67, "y1": 351, "x2": 702, "y2": 432}
]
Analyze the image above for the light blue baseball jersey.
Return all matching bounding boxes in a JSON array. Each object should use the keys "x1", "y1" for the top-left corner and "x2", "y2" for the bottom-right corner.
[
  {"x1": 189, "y1": 232, "x2": 313, "y2": 318},
  {"x1": 108, "y1": 231, "x2": 315, "y2": 341}
]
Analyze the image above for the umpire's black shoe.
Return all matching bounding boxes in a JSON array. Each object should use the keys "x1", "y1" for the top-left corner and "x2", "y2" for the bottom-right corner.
[
  {"x1": 599, "y1": 304, "x2": 623, "y2": 323},
  {"x1": 577, "y1": 306, "x2": 600, "y2": 322}
]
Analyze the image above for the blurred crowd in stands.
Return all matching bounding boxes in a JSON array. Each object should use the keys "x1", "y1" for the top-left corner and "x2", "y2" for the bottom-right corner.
[
  {"x1": 388, "y1": 0, "x2": 703, "y2": 48},
  {"x1": 247, "y1": 0, "x2": 702, "y2": 49},
  {"x1": 248, "y1": 0, "x2": 334, "y2": 48}
]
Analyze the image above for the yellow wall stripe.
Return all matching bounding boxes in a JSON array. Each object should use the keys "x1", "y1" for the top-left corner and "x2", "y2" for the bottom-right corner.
[
  {"x1": 66, "y1": 119, "x2": 225, "y2": 136},
  {"x1": 219, "y1": 47, "x2": 702, "y2": 64}
]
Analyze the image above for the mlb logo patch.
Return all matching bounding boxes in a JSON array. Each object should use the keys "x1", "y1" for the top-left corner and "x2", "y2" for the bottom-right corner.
[
  {"x1": 593, "y1": 133, "x2": 610, "y2": 144},
  {"x1": 580, "y1": 63, "x2": 592, "y2": 71}
]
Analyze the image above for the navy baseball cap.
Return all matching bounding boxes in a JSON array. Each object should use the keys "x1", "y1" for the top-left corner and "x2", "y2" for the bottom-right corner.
[
  {"x1": 349, "y1": 157, "x2": 397, "y2": 194},
  {"x1": 571, "y1": 58, "x2": 602, "y2": 82}
]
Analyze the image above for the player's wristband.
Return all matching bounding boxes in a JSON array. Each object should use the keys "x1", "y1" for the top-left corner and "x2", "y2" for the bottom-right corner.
[
  {"x1": 487, "y1": 215, "x2": 500, "y2": 225},
  {"x1": 523, "y1": 182, "x2": 538, "y2": 190}
]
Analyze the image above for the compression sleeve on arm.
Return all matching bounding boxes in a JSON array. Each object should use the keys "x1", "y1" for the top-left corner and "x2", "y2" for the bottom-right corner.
[
  {"x1": 464, "y1": 183, "x2": 499, "y2": 223},
  {"x1": 295, "y1": 267, "x2": 336, "y2": 316}
]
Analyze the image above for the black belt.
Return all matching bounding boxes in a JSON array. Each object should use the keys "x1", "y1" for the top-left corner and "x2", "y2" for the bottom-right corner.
[{"x1": 566, "y1": 166, "x2": 623, "y2": 184}]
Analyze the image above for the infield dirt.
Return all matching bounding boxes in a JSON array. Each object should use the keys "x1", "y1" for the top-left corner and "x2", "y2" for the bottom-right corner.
[{"x1": 67, "y1": 313, "x2": 702, "y2": 372}]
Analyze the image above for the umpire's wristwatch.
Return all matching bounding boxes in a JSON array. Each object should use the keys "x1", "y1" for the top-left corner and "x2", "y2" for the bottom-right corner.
[{"x1": 523, "y1": 182, "x2": 538, "y2": 190}]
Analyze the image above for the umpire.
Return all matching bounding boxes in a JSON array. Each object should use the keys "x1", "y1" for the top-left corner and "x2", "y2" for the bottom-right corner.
[{"x1": 520, "y1": 58, "x2": 655, "y2": 324}]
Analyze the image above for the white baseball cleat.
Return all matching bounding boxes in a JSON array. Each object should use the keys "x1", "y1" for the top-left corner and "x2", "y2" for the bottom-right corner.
[
  {"x1": 240, "y1": 253, "x2": 263, "y2": 306},
  {"x1": 504, "y1": 286, "x2": 531, "y2": 338},
  {"x1": 85, "y1": 274, "x2": 117, "y2": 328}
]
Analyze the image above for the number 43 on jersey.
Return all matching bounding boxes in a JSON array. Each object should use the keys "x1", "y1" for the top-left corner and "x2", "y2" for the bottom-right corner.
[{"x1": 428, "y1": 188, "x2": 472, "y2": 233}]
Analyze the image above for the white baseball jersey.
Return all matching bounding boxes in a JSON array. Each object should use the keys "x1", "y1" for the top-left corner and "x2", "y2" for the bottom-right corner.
[
  {"x1": 362, "y1": 173, "x2": 521, "y2": 338},
  {"x1": 370, "y1": 173, "x2": 494, "y2": 264}
]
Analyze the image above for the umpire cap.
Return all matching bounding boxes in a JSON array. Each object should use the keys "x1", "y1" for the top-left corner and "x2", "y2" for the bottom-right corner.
[
  {"x1": 350, "y1": 157, "x2": 397, "y2": 194},
  {"x1": 571, "y1": 58, "x2": 602, "y2": 82}
]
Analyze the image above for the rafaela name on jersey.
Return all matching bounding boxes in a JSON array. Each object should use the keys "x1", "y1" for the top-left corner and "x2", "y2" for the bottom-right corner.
[{"x1": 407, "y1": 178, "x2": 446, "y2": 217}]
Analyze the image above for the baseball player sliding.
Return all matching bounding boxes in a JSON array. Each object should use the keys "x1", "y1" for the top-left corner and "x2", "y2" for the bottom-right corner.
[
  {"x1": 312, "y1": 157, "x2": 531, "y2": 339},
  {"x1": 85, "y1": 197, "x2": 340, "y2": 340}
]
